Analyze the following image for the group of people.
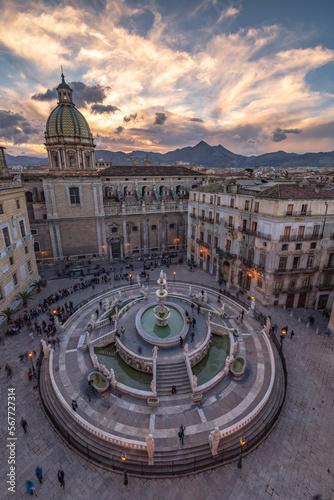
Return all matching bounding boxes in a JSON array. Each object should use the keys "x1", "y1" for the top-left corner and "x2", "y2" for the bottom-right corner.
[{"x1": 26, "y1": 468, "x2": 65, "y2": 494}]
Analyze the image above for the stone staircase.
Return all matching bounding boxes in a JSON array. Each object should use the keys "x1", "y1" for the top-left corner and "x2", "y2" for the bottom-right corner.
[{"x1": 156, "y1": 358, "x2": 191, "y2": 396}]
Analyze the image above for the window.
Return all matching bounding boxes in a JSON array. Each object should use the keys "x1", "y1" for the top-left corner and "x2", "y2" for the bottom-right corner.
[
  {"x1": 132, "y1": 226, "x2": 138, "y2": 232},
  {"x1": 24, "y1": 246, "x2": 28, "y2": 254},
  {"x1": 252, "y1": 221, "x2": 257, "y2": 234},
  {"x1": 151, "y1": 225, "x2": 157, "y2": 230},
  {"x1": 201, "y1": 210, "x2": 205, "y2": 220},
  {"x1": 289, "y1": 278, "x2": 297, "y2": 290},
  {"x1": 230, "y1": 198, "x2": 234, "y2": 208},
  {"x1": 169, "y1": 223, "x2": 175, "y2": 229},
  {"x1": 282, "y1": 244, "x2": 288, "y2": 251},
  {"x1": 306, "y1": 255, "x2": 314, "y2": 269},
  {"x1": 292, "y1": 257, "x2": 299, "y2": 270},
  {"x1": 245, "y1": 200, "x2": 249, "y2": 211},
  {"x1": 19, "y1": 220, "x2": 26, "y2": 238},
  {"x1": 9, "y1": 256, "x2": 14, "y2": 266},
  {"x1": 202, "y1": 195, "x2": 206, "y2": 203},
  {"x1": 284, "y1": 226, "x2": 291, "y2": 238},
  {"x1": 16, "y1": 200, "x2": 20, "y2": 209},
  {"x1": 111, "y1": 227, "x2": 118, "y2": 234},
  {"x1": 296, "y1": 243, "x2": 302, "y2": 250},
  {"x1": 13, "y1": 273, "x2": 18, "y2": 286},
  {"x1": 192, "y1": 207, "x2": 196, "y2": 216},
  {"x1": 217, "y1": 197, "x2": 221, "y2": 206},
  {"x1": 302, "y1": 275, "x2": 310, "y2": 287},
  {"x1": 214, "y1": 237, "x2": 218, "y2": 250},
  {"x1": 298, "y1": 226, "x2": 305, "y2": 238},
  {"x1": 259, "y1": 253, "x2": 266, "y2": 268},
  {"x1": 275, "y1": 279, "x2": 283, "y2": 291},
  {"x1": 242, "y1": 219, "x2": 247, "y2": 231},
  {"x1": 34, "y1": 242, "x2": 40, "y2": 252},
  {"x1": 287, "y1": 204, "x2": 293, "y2": 215},
  {"x1": 31, "y1": 229, "x2": 38, "y2": 235},
  {"x1": 200, "y1": 231, "x2": 204, "y2": 241},
  {"x1": 194, "y1": 194, "x2": 196, "y2": 201},
  {"x1": 207, "y1": 234, "x2": 211, "y2": 245},
  {"x1": 69, "y1": 187, "x2": 80, "y2": 205},
  {"x1": 257, "y1": 278, "x2": 263, "y2": 289},
  {"x1": 215, "y1": 213, "x2": 219, "y2": 224},
  {"x1": 228, "y1": 216, "x2": 233, "y2": 227},
  {"x1": 0, "y1": 204, "x2": 3, "y2": 214},
  {"x1": 226, "y1": 239, "x2": 231, "y2": 252},
  {"x1": 278, "y1": 257, "x2": 287, "y2": 270},
  {"x1": 254, "y1": 202, "x2": 259, "y2": 213},
  {"x1": 301, "y1": 204, "x2": 308, "y2": 215},
  {"x1": 27, "y1": 260, "x2": 31, "y2": 273},
  {"x1": 208, "y1": 211, "x2": 213, "y2": 221},
  {"x1": 2, "y1": 226, "x2": 11, "y2": 247},
  {"x1": 210, "y1": 196, "x2": 213, "y2": 204},
  {"x1": 69, "y1": 188, "x2": 80, "y2": 205},
  {"x1": 310, "y1": 242, "x2": 316, "y2": 250},
  {"x1": 313, "y1": 225, "x2": 320, "y2": 237},
  {"x1": 191, "y1": 226, "x2": 196, "y2": 239}
]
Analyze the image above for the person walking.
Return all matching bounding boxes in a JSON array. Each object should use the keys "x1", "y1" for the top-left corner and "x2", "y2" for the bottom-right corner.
[
  {"x1": 25, "y1": 480, "x2": 36, "y2": 495},
  {"x1": 35, "y1": 466, "x2": 43, "y2": 484},
  {"x1": 191, "y1": 331, "x2": 195, "y2": 342},
  {"x1": 178, "y1": 424, "x2": 185, "y2": 445},
  {"x1": 179, "y1": 336, "x2": 183, "y2": 348},
  {"x1": 71, "y1": 400, "x2": 78, "y2": 411},
  {"x1": 21, "y1": 418, "x2": 28, "y2": 433},
  {"x1": 192, "y1": 316, "x2": 196, "y2": 327},
  {"x1": 197, "y1": 304, "x2": 200, "y2": 314},
  {"x1": 290, "y1": 330, "x2": 295, "y2": 339},
  {"x1": 58, "y1": 469, "x2": 65, "y2": 488}
]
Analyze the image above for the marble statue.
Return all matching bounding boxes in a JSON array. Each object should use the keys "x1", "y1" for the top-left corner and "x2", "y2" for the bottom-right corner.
[
  {"x1": 193, "y1": 374, "x2": 198, "y2": 390},
  {"x1": 208, "y1": 427, "x2": 221, "y2": 456},
  {"x1": 152, "y1": 345, "x2": 158, "y2": 358},
  {"x1": 150, "y1": 380, "x2": 156, "y2": 395},
  {"x1": 189, "y1": 286, "x2": 192, "y2": 297},
  {"x1": 146, "y1": 434, "x2": 155, "y2": 464},
  {"x1": 184, "y1": 343, "x2": 189, "y2": 354}
]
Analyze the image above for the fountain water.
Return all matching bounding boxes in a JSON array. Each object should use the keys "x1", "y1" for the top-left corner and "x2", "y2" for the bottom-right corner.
[{"x1": 153, "y1": 270, "x2": 171, "y2": 326}]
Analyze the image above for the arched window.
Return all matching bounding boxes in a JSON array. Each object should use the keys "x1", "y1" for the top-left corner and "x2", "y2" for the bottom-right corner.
[
  {"x1": 25, "y1": 192, "x2": 33, "y2": 203},
  {"x1": 34, "y1": 242, "x2": 40, "y2": 252}
]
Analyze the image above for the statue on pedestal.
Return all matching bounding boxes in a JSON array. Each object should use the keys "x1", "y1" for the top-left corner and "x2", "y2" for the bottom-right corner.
[
  {"x1": 193, "y1": 374, "x2": 198, "y2": 390},
  {"x1": 152, "y1": 345, "x2": 158, "y2": 358},
  {"x1": 208, "y1": 427, "x2": 221, "y2": 456},
  {"x1": 146, "y1": 434, "x2": 155, "y2": 465}
]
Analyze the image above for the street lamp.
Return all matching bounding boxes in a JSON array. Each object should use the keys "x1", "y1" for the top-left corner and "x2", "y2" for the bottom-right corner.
[
  {"x1": 237, "y1": 438, "x2": 246, "y2": 469},
  {"x1": 121, "y1": 453, "x2": 128, "y2": 485},
  {"x1": 129, "y1": 274, "x2": 132, "y2": 284},
  {"x1": 280, "y1": 327, "x2": 287, "y2": 351},
  {"x1": 173, "y1": 271, "x2": 176, "y2": 282},
  {"x1": 28, "y1": 352, "x2": 35, "y2": 371}
]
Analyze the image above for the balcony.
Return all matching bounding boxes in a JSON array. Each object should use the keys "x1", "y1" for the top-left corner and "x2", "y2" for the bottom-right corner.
[
  {"x1": 223, "y1": 221, "x2": 235, "y2": 230},
  {"x1": 238, "y1": 256, "x2": 254, "y2": 268},
  {"x1": 237, "y1": 226, "x2": 272, "y2": 240},
  {"x1": 22, "y1": 234, "x2": 32, "y2": 244},
  {"x1": 285, "y1": 210, "x2": 312, "y2": 217},
  {"x1": 279, "y1": 233, "x2": 321, "y2": 242},
  {"x1": 5, "y1": 243, "x2": 17, "y2": 255},
  {"x1": 275, "y1": 266, "x2": 319, "y2": 275},
  {"x1": 196, "y1": 239, "x2": 212, "y2": 249},
  {"x1": 216, "y1": 248, "x2": 237, "y2": 260},
  {"x1": 318, "y1": 283, "x2": 333, "y2": 291}
]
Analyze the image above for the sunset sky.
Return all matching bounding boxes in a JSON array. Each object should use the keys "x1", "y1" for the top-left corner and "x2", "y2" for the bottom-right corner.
[{"x1": 1, "y1": 0, "x2": 334, "y2": 157}]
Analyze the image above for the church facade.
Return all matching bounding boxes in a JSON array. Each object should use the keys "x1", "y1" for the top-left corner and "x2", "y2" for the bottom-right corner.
[{"x1": 22, "y1": 76, "x2": 204, "y2": 263}]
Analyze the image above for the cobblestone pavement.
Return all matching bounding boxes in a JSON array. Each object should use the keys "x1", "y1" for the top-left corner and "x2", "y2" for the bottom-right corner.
[{"x1": 1, "y1": 260, "x2": 334, "y2": 499}]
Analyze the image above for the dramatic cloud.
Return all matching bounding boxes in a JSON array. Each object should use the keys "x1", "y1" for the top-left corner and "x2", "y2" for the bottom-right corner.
[
  {"x1": 123, "y1": 113, "x2": 138, "y2": 123},
  {"x1": 272, "y1": 127, "x2": 303, "y2": 142},
  {"x1": 31, "y1": 88, "x2": 57, "y2": 101},
  {"x1": 189, "y1": 117, "x2": 204, "y2": 123},
  {"x1": 115, "y1": 126, "x2": 124, "y2": 135},
  {"x1": 91, "y1": 104, "x2": 120, "y2": 114},
  {"x1": 154, "y1": 112, "x2": 167, "y2": 125},
  {"x1": 0, "y1": 110, "x2": 40, "y2": 144}
]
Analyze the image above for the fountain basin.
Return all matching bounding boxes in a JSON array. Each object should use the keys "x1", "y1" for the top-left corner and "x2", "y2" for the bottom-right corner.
[
  {"x1": 88, "y1": 371, "x2": 109, "y2": 392},
  {"x1": 136, "y1": 301, "x2": 188, "y2": 347},
  {"x1": 231, "y1": 356, "x2": 246, "y2": 377}
]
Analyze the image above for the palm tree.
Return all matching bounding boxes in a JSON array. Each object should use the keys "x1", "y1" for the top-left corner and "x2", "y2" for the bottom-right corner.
[
  {"x1": 17, "y1": 290, "x2": 33, "y2": 307},
  {"x1": 1, "y1": 306, "x2": 16, "y2": 324},
  {"x1": 32, "y1": 279, "x2": 47, "y2": 293}
]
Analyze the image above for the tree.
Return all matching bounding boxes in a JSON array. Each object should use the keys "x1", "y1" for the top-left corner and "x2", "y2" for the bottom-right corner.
[
  {"x1": 32, "y1": 279, "x2": 47, "y2": 293},
  {"x1": 1, "y1": 306, "x2": 16, "y2": 324},
  {"x1": 17, "y1": 290, "x2": 33, "y2": 307}
]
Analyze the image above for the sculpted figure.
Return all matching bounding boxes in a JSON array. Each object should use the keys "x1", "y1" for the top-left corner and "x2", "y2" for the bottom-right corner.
[
  {"x1": 184, "y1": 343, "x2": 189, "y2": 354},
  {"x1": 152, "y1": 345, "x2": 158, "y2": 358},
  {"x1": 146, "y1": 434, "x2": 154, "y2": 464},
  {"x1": 193, "y1": 374, "x2": 198, "y2": 390},
  {"x1": 208, "y1": 427, "x2": 221, "y2": 456}
]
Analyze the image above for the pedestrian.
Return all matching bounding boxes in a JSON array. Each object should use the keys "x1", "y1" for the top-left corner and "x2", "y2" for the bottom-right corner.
[
  {"x1": 25, "y1": 480, "x2": 36, "y2": 495},
  {"x1": 109, "y1": 316, "x2": 113, "y2": 325},
  {"x1": 241, "y1": 310, "x2": 244, "y2": 320},
  {"x1": 290, "y1": 330, "x2": 295, "y2": 339},
  {"x1": 95, "y1": 309, "x2": 99, "y2": 318},
  {"x1": 191, "y1": 303, "x2": 194, "y2": 312},
  {"x1": 120, "y1": 326, "x2": 125, "y2": 336},
  {"x1": 192, "y1": 316, "x2": 196, "y2": 327},
  {"x1": 99, "y1": 300, "x2": 102, "y2": 309},
  {"x1": 172, "y1": 385, "x2": 177, "y2": 394},
  {"x1": 191, "y1": 331, "x2": 195, "y2": 342},
  {"x1": 71, "y1": 400, "x2": 78, "y2": 411},
  {"x1": 197, "y1": 304, "x2": 200, "y2": 314},
  {"x1": 57, "y1": 469, "x2": 65, "y2": 488},
  {"x1": 178, "y1": 424, "x2": 185, "y2": 445},
  {"x1": 28, "y1": 368, "x2": 33, "y2": 381},
  {"x1": 21, "y1": 418, "x2": 28, "y2": 433},
  {"x1": 179, "y1": 335, "x2": 183, "y2": 348},
  {"x1": 35, "y1": 466, "x2": 43, "y2": 484},
  {"x1": 32, "y1": 345, "x2": 37, "y2": 357}
]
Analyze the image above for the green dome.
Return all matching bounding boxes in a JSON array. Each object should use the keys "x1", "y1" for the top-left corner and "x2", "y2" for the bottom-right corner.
[{"x1": 46, "y1": 104, "x2": 91, "y2": 139}]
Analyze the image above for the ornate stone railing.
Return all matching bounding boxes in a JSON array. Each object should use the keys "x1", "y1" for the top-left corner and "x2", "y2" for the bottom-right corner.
[
  {"x1": 115, "y1": 337, "x2": 153, "y2": 373},
  {"x1": 47, "y1": 349, "x2": 149, "y2": 455},
  {"x1": 188, "y1": 324, "x2": 212, "y2": 367}
]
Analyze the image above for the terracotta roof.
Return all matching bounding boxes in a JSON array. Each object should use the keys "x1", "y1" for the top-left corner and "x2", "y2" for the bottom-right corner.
[
  {"x1": 258, "y1": 184, "x2": 334, "y2": 199},
  {"x1": 100, "y1": 165, "x2": 203, "y2": 177}
]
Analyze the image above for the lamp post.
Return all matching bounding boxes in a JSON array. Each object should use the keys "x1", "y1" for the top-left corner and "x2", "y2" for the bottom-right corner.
[
  {"x1": 280, "y1": 327, "x2": 287, "y2": 352},
  {"x1": 129, "y1": 274, "x2": 132, "y2": 285},
  {"x1": 173, "y1": 271, "x2": 176, "y2": 283},
  {"x1": 121, "y1": 453, "x2": 128, "y2": 485},
  {"x1": 237, "y1": 438, "x2": 246, "y2": 469},
  {"x1": 28, "y1": 352, "x2": 35, "y2": 371}
]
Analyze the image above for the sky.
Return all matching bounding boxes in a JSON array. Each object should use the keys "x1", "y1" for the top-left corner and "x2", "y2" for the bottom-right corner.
[{"x1": 1, "y1": 0, "x2": 334, "y2": 158}]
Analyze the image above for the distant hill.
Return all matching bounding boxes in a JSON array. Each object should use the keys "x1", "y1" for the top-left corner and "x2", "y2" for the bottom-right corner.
[{"x1": 5, "y1": 142, "x2": 334, "y2": 169}]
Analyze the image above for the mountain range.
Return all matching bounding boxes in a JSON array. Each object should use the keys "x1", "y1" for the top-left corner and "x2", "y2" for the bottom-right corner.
[{"x1": 5, "y1": 141, "x2": 334, "y2": 170}]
